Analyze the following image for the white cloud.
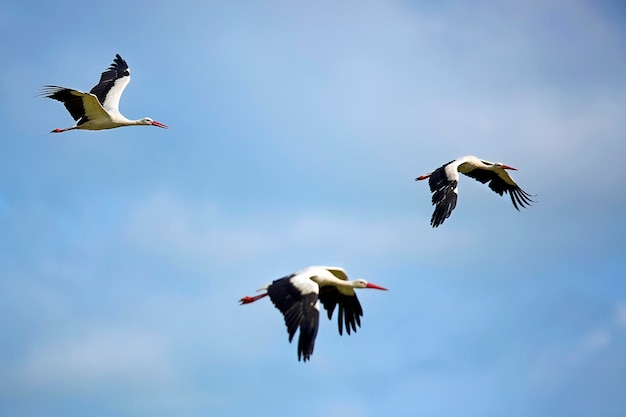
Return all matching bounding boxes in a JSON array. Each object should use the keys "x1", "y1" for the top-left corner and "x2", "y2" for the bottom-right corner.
[
  {"x1": 615, "y1": 303, "x2": 626, "y2": 328},
  {"x1": 116, "y1": 171, "x2": 580, "y2": 290},
  {"x1": 529, "y1": 302, "x2": 626, "y2": 393},
  {"x1": 121, "y1": 190, "x2": 485, "y2": 274},
  {"x1": 579, "y1": 328, "x2": 611, "y2": 353},
  {"x1": 8, "y1": 320, "x2": 233, "y2": 414},
  {"x1": 16, "y1": 328, "x2": 174, "y2": 389}
]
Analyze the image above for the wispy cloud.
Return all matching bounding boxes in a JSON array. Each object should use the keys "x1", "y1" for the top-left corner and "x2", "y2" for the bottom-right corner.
[
  {"x1": 15, "y1": 328, "x2": 174, "y2": 390},
  {"x1": 528, "y1": 302, "x2": 626, "y2": 393},
  {"x1": 124, "y1": 191, "x2": 412, "y2": 261}
]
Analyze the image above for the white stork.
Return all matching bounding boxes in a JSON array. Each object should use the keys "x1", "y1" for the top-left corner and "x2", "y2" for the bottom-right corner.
[
  {"x1": 239, "y1": 266, "x2": 388, "y2": 362},
  {"x1": 416, "y1": 155, "x2": 534, "y2": 227},
  {"x1": 40, "y1": 54, "x2": 168, "y2": 132}
]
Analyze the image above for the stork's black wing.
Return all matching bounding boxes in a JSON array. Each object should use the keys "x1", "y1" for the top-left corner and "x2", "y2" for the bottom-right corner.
[
  {"x1": 426, "y1": 161, "x2": 458, "y2": 228},
  {"x1": 464, "y1": 168, "x2": 534, "y2": 210},
  {"x1": 318, "y1": 286, "x2": 364, "y2": 336},
  {"x1": 89, "y1": 54, "x2": 130, "y2": 105},
  {"x1": 267, "y1": 275, "x2": 320, "y2": 362},
  {"x1": 39, "y1": 86, "x2": 88, "y2": 122}
]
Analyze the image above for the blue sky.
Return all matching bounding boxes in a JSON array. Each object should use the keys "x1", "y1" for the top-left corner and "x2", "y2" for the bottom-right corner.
[{"x1": 1, "y1": 0, "x2": 625, "y2": 416}]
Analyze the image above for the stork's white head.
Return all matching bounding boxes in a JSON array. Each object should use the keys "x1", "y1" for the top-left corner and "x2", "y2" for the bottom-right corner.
[
  {"x1": 352, "y1": 279, "x2": 388, "y2": 290},
  {"x1": 139, "y1": 117, "x2": 169, "y2": 128},
  {"x1": 494, "y1": 162, "x2": 517, "y2": 170},
  {"x1": 483, "y1": 160, "x2": 517, "y2": 171}
]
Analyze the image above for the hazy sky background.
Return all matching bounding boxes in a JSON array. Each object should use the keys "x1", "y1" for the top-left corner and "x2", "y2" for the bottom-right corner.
[{"x1": 1, "y1": 1, "x2": 625, "y2": 416}]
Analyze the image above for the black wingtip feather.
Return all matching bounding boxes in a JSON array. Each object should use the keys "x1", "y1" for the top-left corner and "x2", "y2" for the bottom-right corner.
[
  {"x1": 110, "y1": 54, "x2": 129, "y2": 72},
  {"x1": 39, "y1": 85, "x2": 69, "y2": 98},
  {"x1": 509, "y1": 188, "x2": 535, "y2": 211}
]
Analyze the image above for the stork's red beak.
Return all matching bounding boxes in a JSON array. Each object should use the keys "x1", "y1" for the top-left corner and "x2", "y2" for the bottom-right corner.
[
  {"x1": 366, "y1": 282, "x2": 388, "y2": 291},
  {"x1": 152, "y1": 120, "x2": 169, "y2": 129},
  {"x1": 502, "y1": 164, "x2": 517, "y2": 170}
]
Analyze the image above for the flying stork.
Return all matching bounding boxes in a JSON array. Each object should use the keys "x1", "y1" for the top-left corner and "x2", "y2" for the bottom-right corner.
[
  {"x1": 415, "y1": 155, "x2": 534, "y2": 227},
  {"x1": 40, "y1": 54, "x2": 168, "y2": 132},
  {"x1": 239, "y1": 266, "x2": 388, "y2": 362}
]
